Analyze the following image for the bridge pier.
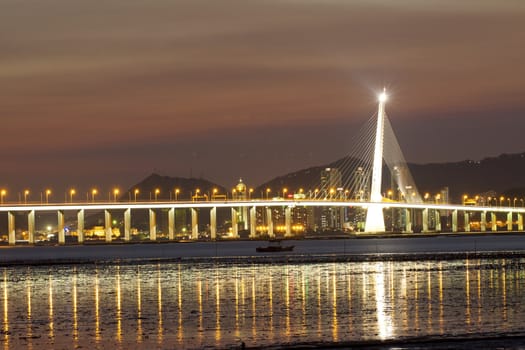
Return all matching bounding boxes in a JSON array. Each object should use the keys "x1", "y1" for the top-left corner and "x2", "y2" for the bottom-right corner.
[
  {"x1": 491, "y1": 212, "x2": 497, "y2": 231},
  {"x1": 231, "y1": 208, "x2": 239, "y2": 238},
  {"x1": 8, "y1": 212, "x2": 15, "y2": 246},
  {"x1": 451, "y1": 210, "x2": 458, "y2": 232},
  {"x1": 266, "y1": 208, "x2": 274, "y2": 238},
  {"x1": 464, "y1": 212, "x2": 470, "y2": 232},
  {"x1": 149, "y1": 209, "x2": 157, "y2": 241},
  {"x1": 210, "y1": 207, "x2": 217, "y2": 240},
  {"x1": 435, "y1": 210, "x2": 441, "y2": 232},
  {"x1": 105, "y1": 210, "x2": 112, "y2": 243},
  {"x1": 168, "y1": 208, "x2": 175, "y2": 240},
  {"x1": 518, "y1": 213, "x2": 524, "y2": 231},
  {"x1": 507, "y1": 212, "x2": 513, "y2": 231},
  {"x1": 404, "y1": 208, "x2": 412, "y2": 233},
  {"x1": 480, "y1": 211, "x2": 486, "y2": 232},
  {"x1": 284, "y1": 206, "x2": 292, "y2": 237},
  {"x1": 28, "y1": 210, "x2": 35, "y2": 244},
  {"x1": 422, "y1": 208, "x2": 429, "y2": 233},
  {"x1": 58, "y1": 210, "x2": 65, "y2": 245},
  {"x1": 124, "y1": 208, "x2": 131, "y2": 241},
  {"x1": 77, "y1": 209, "x2": 84, "y2": 243},
  {"x1": 249, "y1": 207, "x2": 257, "y2": 238},
  {"x1": 191, "y1": 208, "x2": 199, "y2": 239}
]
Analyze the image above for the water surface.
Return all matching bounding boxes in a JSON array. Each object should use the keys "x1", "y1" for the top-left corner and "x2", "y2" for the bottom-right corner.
[{"x1": 1, "y1": 257, "x2": 524, "y2": 349}]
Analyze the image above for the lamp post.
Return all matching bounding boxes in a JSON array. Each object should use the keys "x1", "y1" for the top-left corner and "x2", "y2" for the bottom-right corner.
[
  {"x1": 113, "y1": 189, "x2": 120, "y2": 202},
  {"x1": 92, "y1": 189, "x2": 98, "y2": 203},
  {"x1": 212, "y1": 188, "x2": 218, "y2": 200},
  {"x1": 175, "y1": 189, "x2": 180, "y2": 201},
  {"x1": 499, "y1": 196, "x2": 504, "y2": 207},
  {"x1": 46, "y1": 189, "x2": 51, "y2": 204},
  {"x1": 266, "y1": 188, "x2": 271, "y2": 200},
  {"x1": 314, "y1": 188, "x2": 319, "y2": 199},
  {"x1": 282, "y1": 188, "x2": 288, "y2": 199},
  {"x1": 154, "y1": 188, "x2": 160, "y2": 201},
  {"x1": 134, "y1": 189, "x2": 139, "y2": 202},
  {"x1": 24, "y1": 190, "x2": 29, "y2": 204},
  {"x1": 513, "y1": 197, "x2": 517, "y2": 207},
  {"x1": 70, "y1": 189, "x2": 76, "y2": 203},
  {"x1": 0, "y1": 189, "x2": 6, "y2": 204},
  {"x1": 249, "y1": 188, "x2": 253, "y2": 200}
]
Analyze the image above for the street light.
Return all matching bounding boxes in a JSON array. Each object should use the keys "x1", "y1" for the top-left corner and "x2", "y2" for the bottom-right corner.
[
  {"x1": 266, "y1": 188, "x2": 271, "y2": 200},
  {"x1": 282, "y1": 188, "x2": 288, "y2": 198},
  {"x1": 249, "y1": 188, "x2": 253, "y2": 200},
  {"x1": 212, "y1": 188, "x2": 218, "y2": 200},
  {"x1": 175, "y1": 188, "x2": 180, "y2": 201},
  {"x1": 513, "y1": 197, "x2": 517, "y2": 207},
  {"x1": 134, "y1": 189, "x2": 139, "y2": 202},
  {"x1": 113, "y1": 189, "x2": 120, "y2": 202},
  {"x1": 314, "y1": 188, "x2": 319, "y2": 199},
  {"x1": 70, "y1": 189, "x2": 76, "y2": 203},
  {"x1": 24, "y1": 190, "x2": 29, "y2": 204},
  {"x1": 499, "y1": 196, "x2": 504, "y2": 207},
  {"x1": 45, "y1": 189, "x2": 51, "y2": 204},
  {"x1": 0, "y1": 189, "x2": 6, "y2": 204},
  {"x1": 92, "y1": 189, "x2": 98, "y2": 202},
  {"x1": 155, "y1": 188, "x2": 160, "y2": 201}
]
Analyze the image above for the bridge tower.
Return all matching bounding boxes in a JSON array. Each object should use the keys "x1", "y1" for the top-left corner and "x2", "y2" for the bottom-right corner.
[{"x1": 364, "y1": 89, "x2": 387, "y2": 232}]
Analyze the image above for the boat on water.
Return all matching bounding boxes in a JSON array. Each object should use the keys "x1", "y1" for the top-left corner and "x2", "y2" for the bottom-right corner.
[{"x1": 256, "y1": 240, "x2": 294, "y2": 252}]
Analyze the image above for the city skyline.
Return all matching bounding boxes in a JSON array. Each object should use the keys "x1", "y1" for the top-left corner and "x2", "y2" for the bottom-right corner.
[{"x1": 1, "y1": 0, "x2": 525, "y2": 192}]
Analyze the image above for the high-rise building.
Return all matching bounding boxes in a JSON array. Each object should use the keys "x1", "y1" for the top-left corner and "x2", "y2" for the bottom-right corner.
[{"x1": 319, "y1": 168, "x2": 345, "y2": 230}]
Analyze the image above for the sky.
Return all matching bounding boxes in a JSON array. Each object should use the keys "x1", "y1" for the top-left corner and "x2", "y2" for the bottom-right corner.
[{"x1": 1, "y1": 0, "x2": 525, "y2": 198}]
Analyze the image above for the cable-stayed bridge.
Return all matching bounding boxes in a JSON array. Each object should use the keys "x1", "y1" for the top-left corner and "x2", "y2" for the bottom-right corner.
[{"x1": 1, "y1": 90, "x2": 524, "y2": 245}]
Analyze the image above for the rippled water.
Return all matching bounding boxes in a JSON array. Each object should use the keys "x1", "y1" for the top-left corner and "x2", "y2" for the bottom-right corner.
[{"x1": 1, "y1": 258, "x2": 525, "y2": 349}]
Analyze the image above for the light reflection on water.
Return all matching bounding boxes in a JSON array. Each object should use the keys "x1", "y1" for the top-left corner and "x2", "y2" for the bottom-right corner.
[{"x1": 0, "y1": 258, "x2": 525, "y2": 349}]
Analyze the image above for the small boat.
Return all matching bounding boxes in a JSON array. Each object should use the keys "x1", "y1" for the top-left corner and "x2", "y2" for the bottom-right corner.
[{"x1": 256, "y1": 240, "x2": 294, "y2": 253}]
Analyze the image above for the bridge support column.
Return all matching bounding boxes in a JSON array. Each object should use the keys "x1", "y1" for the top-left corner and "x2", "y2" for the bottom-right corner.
[
  {"x1": 191, "y1": 208, "x2": 199, "y2": 240},
  {"x1": 480, "y1": 212, "x2": 486, "y2": 232},
  {"x1": 284, "y1": 206, "x2": 292, "y2": 237},
  {"x1": 518, "y1": 213, "x2": 524, "y2": 231},
  {"x1": 491, "y1": 212, "x2": 497, "y2": 231},
  {"x1": 242, "y1": 207, "x2": 248, "y2": 230},
  {"x1": 404, "y1": 208, "x2": 412, "y2": 233},
  {"x1": 168, "y1": 208, "x2": 175, "y2": 240},
  {"x1": 77, "y1": 209, "x2": 84, "y2": 243},
  {"x1": 104, "y1": 210, "x2": 112, "y2": 243},
  {"x1": 452, "y1": 210, "x2": 458, "y2": 233},
  {"x1": 422, "y1": 208, "x2": 429, "y2": 233},
  {"x1": 435, "y1": 210, "x2": 441, "y2": 232},
  {"x1": 266, "y1": 208, "x2": 274, "y2": 238},
  {"x1": 231, "y1": 208, "x2": 239, "y2": 238},
  {"x1": 249, "y1": 207, "x2": 257, "y2": 238},
  {"x1": 57, "y1": 210, "x2": 65, "y2": 245},
  {"x1": 8, "y1": 212, "x2": 15, "y2": 246},
  {"x1": 124, "y1": 208, "x2": 131, "y2": 241},
  {"x1": 507, "y1": 212, "x2": 513, "y2": 231},
  {"x1": 28, "y1": 210, "x2": 35, "y2": 244},
  {"x1": 464, "y1": 212, "x2": 470, "y2": 232},
  {"x1": 149, "y1": 209, "x2": 157, "y2": 241},
  {"x1": 210, "y1": 207, "x2": 217, "y2": 240}
]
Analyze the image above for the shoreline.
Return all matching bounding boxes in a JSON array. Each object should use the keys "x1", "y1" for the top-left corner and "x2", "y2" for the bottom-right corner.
[{"x1": 2, "y1": 249, "x2": 525, "y2": 268}]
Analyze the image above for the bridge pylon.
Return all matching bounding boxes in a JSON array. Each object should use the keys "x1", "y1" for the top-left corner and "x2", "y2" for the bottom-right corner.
[{"x1": 364, "y1": 89, "x2": 387, "y2": 233}]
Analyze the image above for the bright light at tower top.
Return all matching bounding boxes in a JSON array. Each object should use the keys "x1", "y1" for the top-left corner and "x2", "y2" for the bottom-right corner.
[{"x1": 378, "y1": 88, "x2": 388, "y2": 103}]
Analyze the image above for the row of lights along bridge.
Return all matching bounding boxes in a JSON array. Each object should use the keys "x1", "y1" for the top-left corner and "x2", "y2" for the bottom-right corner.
[{"x1": 1, "y1": 187, "x2": 524, "y2": 208}]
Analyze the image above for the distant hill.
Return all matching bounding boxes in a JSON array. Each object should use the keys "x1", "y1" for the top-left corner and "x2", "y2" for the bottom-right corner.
[
  {"x1": 255, "y1": 152, "x2": 525, "y2": 202},
  {"x1": 122, "y1": 173, "x2": 228, "y2": 201}
]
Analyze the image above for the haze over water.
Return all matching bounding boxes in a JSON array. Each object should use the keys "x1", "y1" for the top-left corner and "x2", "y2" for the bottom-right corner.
[{"x1": 1, "y1": 254, "x2": 525, "y2": 349}]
